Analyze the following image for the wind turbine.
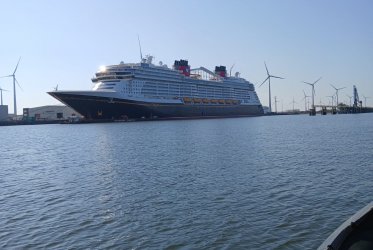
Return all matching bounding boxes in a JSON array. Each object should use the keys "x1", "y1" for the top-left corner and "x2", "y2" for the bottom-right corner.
[
  {"x1": 362, "y1": 95, "x2": 370, "y2": 108},
  {"x1": 346, "y1": 94, "x2": 353, "y2": 107},
  {"x1": 301, "y1": 90, "x2": 310, "y2": 111},
  {"x1": 1, "y1": 57, "x2": 22, "y2": 115},
  {"x1": 326, "y1": 95, "x2": 335, "y2": 106},
  {"x1": 274, "y1": 96, "x2": 280, "y2": 113},
  {"x1": 303, "y1": 77, "x2": 321, "y2": 111},
  {"x1": 330, "y1": 84, "x2": 346, "y2": 108},
  {"x1": 259, "y1": 62, "x2": 284, "y2": 113},
  {"x1": 289, "y1": 97, "x2": 297, "y2": 112},
  {"x1": 0, "y1": 87, "x2": 8, "y2": 106}
]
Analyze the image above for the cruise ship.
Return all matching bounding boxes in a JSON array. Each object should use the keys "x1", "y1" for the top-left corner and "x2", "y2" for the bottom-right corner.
[{"x1": 48, "y1": 56, "x2": 264, "y2": 120}]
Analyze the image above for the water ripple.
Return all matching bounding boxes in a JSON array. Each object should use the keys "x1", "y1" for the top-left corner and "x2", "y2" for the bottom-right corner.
[{"x1": 0, "y1": 114, "x2": 372, "y2": 249}]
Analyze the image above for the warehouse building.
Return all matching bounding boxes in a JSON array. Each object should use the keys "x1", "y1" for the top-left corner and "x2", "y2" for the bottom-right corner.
[{"x1": 23, "y1": 105, "x2": 82, "y2": 121}]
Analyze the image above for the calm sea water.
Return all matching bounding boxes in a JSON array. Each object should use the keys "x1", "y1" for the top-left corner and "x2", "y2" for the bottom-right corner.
[{"x1": 0, "y1": 113, "x2": 372, "y2": 249}]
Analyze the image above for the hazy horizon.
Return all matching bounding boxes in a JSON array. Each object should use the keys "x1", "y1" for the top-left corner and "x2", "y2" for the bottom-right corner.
[{"x1": 1, "y1": 0, "x2": 372, "y2": 113}]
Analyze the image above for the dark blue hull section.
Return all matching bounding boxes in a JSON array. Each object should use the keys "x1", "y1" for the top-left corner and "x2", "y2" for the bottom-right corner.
[{"x1": 48, "y1": 92, "x2": 264, "y2": 120}]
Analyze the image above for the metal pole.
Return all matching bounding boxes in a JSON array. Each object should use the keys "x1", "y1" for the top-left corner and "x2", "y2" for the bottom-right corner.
[
  {"x1": 268, "y1": 78, "x2": 272, "y2": 113},
  {"x1": 13, "y1": 76, "x2": 17, "y2": 116}
]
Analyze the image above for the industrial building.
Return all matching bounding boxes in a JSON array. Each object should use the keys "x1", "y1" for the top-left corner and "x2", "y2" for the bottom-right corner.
[
  {"x1": 23, "y1": 105, "x2": 82, "y2": 121},
  {"x1": 0, "y1": 105, "x2": 8, "y2": 121}
]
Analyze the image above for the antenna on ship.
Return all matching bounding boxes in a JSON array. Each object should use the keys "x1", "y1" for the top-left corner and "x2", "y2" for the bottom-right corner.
[
  {"x1": 137, "y1": 34, "x2": 143, "y2": 62},
  {"x1": 229, "y1": 64, "x2": 235, "y2": 77}
]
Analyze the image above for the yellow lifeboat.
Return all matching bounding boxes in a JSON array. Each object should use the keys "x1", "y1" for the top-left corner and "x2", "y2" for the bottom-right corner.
[
  {"x1": 183, "y1": 97, "x2": 192, "y2": 103},
  {"x1": 211, "y1": 99, "x2": 219, "y2": 104},
  {"x1": 202, "y1": 98, "x2": 210, "y2": 104},
  {"x1": 193, "y1": 98, "x2": 202, "y2": 103},
  {"x1": 218, "y1": 99, "x2": 225, "y2": 104}
]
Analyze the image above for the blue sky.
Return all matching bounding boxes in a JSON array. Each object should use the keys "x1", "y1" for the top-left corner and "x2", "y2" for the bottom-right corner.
[{"x1": 1, "y1": 0, "x2": 372, "y2": 112}]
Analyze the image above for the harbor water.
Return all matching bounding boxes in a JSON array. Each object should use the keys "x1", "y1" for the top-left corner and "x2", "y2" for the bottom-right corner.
[{"x1": 1, "y1": 113, "x2": 372, "y2": 249}]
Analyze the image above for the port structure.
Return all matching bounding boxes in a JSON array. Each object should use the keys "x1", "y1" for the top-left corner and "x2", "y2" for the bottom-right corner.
[{"x1": 306, "y1": 85, "x2": 372, "y2": 115}]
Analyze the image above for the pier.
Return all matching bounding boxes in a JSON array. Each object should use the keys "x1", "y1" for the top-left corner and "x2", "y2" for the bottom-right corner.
[{"x1": 307, "y1": 104, "x2": 373, "y2": 116}]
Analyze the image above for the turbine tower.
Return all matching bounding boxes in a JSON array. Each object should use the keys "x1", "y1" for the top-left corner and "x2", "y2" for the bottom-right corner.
[
  {"x1": 303, "y1": 77, "x2": 322, "y2": 111},
  {"x1": 362, "y1": 95, "x2": 370, "y2": 108},
  {"x1": 346, "y1": 94, "x2": 353, "y2": 107},
  {"x1": 273, "y1": 96, "x2": 279, "y2": 113},
  {"x1": 302, "y1": 90, "x2": 310, "y2": 111},
  {"x1": 289, "y1": 97, "x2": 297, "y2": 112},
  {"x1": 259, "y1": 62, "x2": 284, "y2": 113},
  {"x1": 0, "y1": 87, "x2": 8, "y2": 106},
  {"x1": 1, "y1": 57, "x2": 21, "y2": 115},
  {"x1": 326, "y1": 95, "x2": 335, "y2": 106},
  {"x1": 330, "y1": 84, "x2": 346, "y2": 108}
]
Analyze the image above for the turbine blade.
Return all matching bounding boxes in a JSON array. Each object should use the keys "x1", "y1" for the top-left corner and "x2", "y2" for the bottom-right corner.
[
  {"x1": 330, "y1": 84, "x2": 337, "y2": 90},
  {"x1": 338, "y1": 87, "x2": 346, "y2": 90},
  {"x1": 15, "y1": 78, "x2": 23, "y2": 91},
  {"x1": 303, "y1": 90, "x2": 306, "y2": 97},
  {"x1": 271, "y1": 75, "x2": 284, "y2": 79},
  {"x1": 303, "y1": 81, "x2": 312, "y2": 86},
  {"x1": 13, "y1": 57, "x2": 21, "y2": 75},
  {"x1": 259, "y1": 76, "x2": 270, "y2": 87},
  {"x1": 0, "y1": 75, "x2": 12, "y2": 78},
  {"x1": 313, "y1": 77, "x2": 322, "y2": 85},
  {"x1": 264, "y1": 62, "x2": 269, "y2": 76}
]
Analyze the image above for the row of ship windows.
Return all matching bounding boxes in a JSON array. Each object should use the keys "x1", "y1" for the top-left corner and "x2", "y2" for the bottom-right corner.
[
  {"x1": 140, "y1": 89, "x2": 249, "y2": 97},
  {"x1": 101, "y1": 66, "x2": 254, "y2": 89},
  {"x1": 135, "y1": 72, "x2": 250, "y2": 89},
  {"x1": 141, "y1": 83, "x2": 249, "y2": 92},
  {"x1": 140, "y1": 90, "x2": 251, "y2": 99},
  {"x1": 98, "y1": 80, "x2": 256, "y2": 100},
  {"x1": 140, "y1": 86, "x2": 250, "y2": 97}
]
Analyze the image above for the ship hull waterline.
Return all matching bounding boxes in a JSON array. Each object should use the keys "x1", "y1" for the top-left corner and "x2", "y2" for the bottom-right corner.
[{"x1": 48, "y1": 92, "x2": 264, "y2": 120}]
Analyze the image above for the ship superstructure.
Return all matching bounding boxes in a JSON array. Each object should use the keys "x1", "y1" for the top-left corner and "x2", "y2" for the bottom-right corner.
[{"x1": 49, "y1": 56, "x2": 263, "y2": 120}]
